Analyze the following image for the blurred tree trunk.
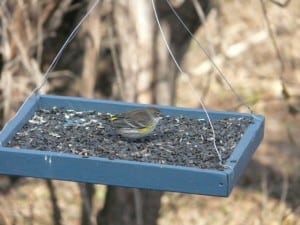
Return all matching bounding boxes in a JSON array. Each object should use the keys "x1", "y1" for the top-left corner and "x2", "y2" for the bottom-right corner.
[
  {"x1": 80, "y1": 183, "x2": 96, "y2": 225},
  {"x1": 80, "y1": 1, "x2": 102, "y2": 98},
  {"x1": 153, "y1": 0, "x2": 213, "y2": 105},
  {"x1": 97, "y1": 1, "x2": 213, "y2": 225},
  {"x1": 109, "y1": 0, "x2": 155, "y2": 103}
]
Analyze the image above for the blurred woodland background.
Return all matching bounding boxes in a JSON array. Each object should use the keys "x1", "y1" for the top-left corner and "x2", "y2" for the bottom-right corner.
[{"x1": 0, "y1": 0, "x2": 299, "y2": 225}]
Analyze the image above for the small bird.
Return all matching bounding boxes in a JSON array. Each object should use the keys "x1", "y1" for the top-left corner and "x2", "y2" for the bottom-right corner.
[{"x1": 109, "y1": 107, "x2": 162, "y2": 139}]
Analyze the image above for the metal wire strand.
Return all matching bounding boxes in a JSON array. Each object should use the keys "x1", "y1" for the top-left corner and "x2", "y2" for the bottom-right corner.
[
  {"x1": 151, "y1": 0, "x2": 224, "y2": 165},
  {"x1": 32, "y1": 0, "x2": 100, "y2": 95}
]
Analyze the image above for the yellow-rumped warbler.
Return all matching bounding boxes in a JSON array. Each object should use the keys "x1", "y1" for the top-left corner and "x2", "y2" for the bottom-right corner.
[{"x1": 109, "y1": 107, "x2": 162, "y2": 139}]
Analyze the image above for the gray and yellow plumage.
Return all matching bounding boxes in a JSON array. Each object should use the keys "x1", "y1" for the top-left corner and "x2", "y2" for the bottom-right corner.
[{"x1": 109, "y1": 107, "x2": 162, "y2": 139}]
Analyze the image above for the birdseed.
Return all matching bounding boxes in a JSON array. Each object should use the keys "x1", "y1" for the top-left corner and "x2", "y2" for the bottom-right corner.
[{"x1": 7, "y1": 107, "x2": 254, "y2": 170}]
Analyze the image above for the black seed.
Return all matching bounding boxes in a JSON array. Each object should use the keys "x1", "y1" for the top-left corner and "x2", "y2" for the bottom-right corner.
[{"x1": 7, "y1": 107, "x2": 253, "y2": 170}]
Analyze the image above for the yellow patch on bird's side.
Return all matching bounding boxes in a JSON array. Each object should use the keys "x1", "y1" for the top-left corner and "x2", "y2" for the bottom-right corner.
[
  {"x1": 109, "y1": 116, "x2": 118, "y2": 122},
  {"x1": 138, "y1": 124, "x2": 153, "y2": 134}
]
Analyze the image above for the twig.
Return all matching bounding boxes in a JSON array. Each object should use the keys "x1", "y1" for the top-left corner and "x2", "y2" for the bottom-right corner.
[
  {"x1": 108, "y1": 14, "x2": 125, "y2": 100},
  {"x1": 190, "y1": 31, "x2": 268, "y2": 75},
  {"x1": 36, "y1": 2, "x2": 44, "y2": 67},
  {"x1": 260, "y1": 171, "x2": 269, "y2": 224},
  {"x1": 269, "y1": 0, "x2": 291, "y2": 7},
  {"x1": 32, "y1": 0, "x2": 100, "y2": 94},
  {"x1": 259, "y1": 0, "x2": 290, "y2": 100},
  {"x1": 278, "y1": 173, "x2": 289, "y2": 222},
  {"x1": 79, "y1": 183, "x2": 95, "y2": 225},
  {"x1": 191, "y1": 0, "x2": 216, "y2": 100},
  {"x1": 286, "y1": 126, "x2": 297, "y2": 145},
  {"x1": 163, "y1": 0, "x2": 253, "y2": 114},
  {"x1": 46, "y1": 180, "x2": 62, "y2": 225},
  {"x1": 0, "y1": 208, "x2": 11, "y2": 225},
  {"x1": 81, "y1": 0, "x2": 102, "y2": 98},
  {"x1": 133, "y1": 189, "x2": 144, "y2": 225},
  {"x1": 191, "y1": 0, "x2": 216, "y2": 62}
]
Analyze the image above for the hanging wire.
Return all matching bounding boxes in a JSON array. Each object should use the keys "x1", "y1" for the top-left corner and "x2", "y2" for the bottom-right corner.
[
  {"x1": 31, "y1": 0, "x2": 100, "y2": 95},
  {"x1": 164, "y1": 0, "x2": 253, "y2": 114},
  {"x1": 0, "y1": 0, "x2": 100, "y2": 142},
  {"x1": 151, "y1": 0, "x2": 224, "y2": 166}
]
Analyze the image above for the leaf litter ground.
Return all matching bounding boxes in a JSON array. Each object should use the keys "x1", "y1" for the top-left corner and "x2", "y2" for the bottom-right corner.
[{"x1": 7, "y1": 107, "x2": 253, "y2": 170}]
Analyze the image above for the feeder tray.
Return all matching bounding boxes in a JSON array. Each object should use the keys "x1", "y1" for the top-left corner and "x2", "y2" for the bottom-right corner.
[{"x1": 0, "y1": 94, "x2": 264, "y2": 196}]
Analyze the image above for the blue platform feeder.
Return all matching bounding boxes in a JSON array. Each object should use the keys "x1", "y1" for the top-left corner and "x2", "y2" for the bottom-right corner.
[{"x1": 0, "y1": 94, "x2": 264, "y2": 196}]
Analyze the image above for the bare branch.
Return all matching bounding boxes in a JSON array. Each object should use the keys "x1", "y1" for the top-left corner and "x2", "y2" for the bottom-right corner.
[
  {"x1": 269, "y1": 0, "x2": 291, "y2": 7},
  {"x1": 259, "y1": 0, "x2": 290, "y2": 99}
]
